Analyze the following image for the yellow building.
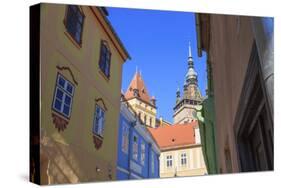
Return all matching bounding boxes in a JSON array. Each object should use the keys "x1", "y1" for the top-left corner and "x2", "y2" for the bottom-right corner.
[
  {"x1": 37, "y1": 3, "x2": 130, "y2": 184},
  {"x1": 124, "y1": 71, "x2": 157, "y2": 128}
]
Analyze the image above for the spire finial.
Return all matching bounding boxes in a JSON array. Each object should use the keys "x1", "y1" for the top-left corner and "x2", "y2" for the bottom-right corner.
[
  {"x1": 136, "y1": 66, "x2": 138, "y2": 74},
  {"x1": 188, "y1": 41, "x2": 192, "y2": 57}
]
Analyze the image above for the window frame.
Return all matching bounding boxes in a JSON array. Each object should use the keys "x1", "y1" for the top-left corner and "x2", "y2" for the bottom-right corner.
[
  {"x1": 121, "y1": 122, "x2": 129, "y2": 154},
  {"x1": 64, "y1": 5, "x2": 85, "y2": 46},
  {"x1": 98, "y1": 40, "x2": 111, "y2": 79},
  {"x1": 181, "y1": 153, "x2": 187, "y2": 166},
  {"x1": 132, "y1": 134, "x2": 139, "y2": 161},
  {"x1": 52, "y1": 73, "x2": 75, "y2": 119},
  {"x1": 166, "y1": 155, "x2": 173, "y2": 168},
  {"x1": 93, "y1": 104, "x2": 105, "y2": 138},
  {"x1": 140, "y1": 141, "x2": 145, "y2": 165}
]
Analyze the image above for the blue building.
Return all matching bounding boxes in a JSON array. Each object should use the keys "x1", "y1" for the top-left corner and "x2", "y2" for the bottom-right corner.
[{"x1": 116, "y1": 101, "x2": 160, "y2": 180}]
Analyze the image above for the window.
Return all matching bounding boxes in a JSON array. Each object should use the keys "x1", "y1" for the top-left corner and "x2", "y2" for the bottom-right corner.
[
  {"x1": 149, "y1": 117, "x2": 152, "y2": 126},
  {"x1": 121, "y1": 123, "x2": 129, "y2": 154},
  {"x1": 65, "y1": 5, "x2": 84, "y2": 45},
  {"x1": 151, "y1": 153, "x2": 155, "y2": 175},
  {"x1": 181, "y1": 153, "x2": 187, "y2": 166},
  {"x1": 99, "y1": 40, "x2": 111, "y2": 78},
  {"x1": 166, "y1": 155, "x2": 173, "y2": 168},
  {"x1": 133, "y1": 135, "x2": 138, "y2": 161},
  {"x1": 93, "y1": 104, "x2": 105, "y2": 137},
  {"x1": 144, "y1": 115, "x2": 147, "y2": 125},
  {"x1": 141, "y1": 141, "x2": 145, "y2": 165},
  {"x1": 52, "y1": 74, "x2": 74, "y2": 118}
]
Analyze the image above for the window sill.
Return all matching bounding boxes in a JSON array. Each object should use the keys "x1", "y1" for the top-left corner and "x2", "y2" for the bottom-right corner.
[
  {"x1": 64, "y1": 31, "x2": 82, "y2": 50},
  {"x1": 92, "y1": 133, "x2": 104, "y2": 150},
  {"x1": 98, "y1": 70, "x2": 110, "y2": 82}
]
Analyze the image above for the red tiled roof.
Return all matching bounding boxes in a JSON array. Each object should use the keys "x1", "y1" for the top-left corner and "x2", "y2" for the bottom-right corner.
[
  {"x1": 124, "y1": 71, "x2": 152, "y2": 105},
  {"x1": 148, "y1": 121, "x2": 197, "y2": 150}
]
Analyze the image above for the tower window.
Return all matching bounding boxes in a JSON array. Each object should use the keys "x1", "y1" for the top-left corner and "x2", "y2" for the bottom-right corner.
[
  {"x1": 138, "y1": 112, "x2": 141, "y2": 121},
  {"x1": 144, "y1": 115, "x2": 147, "y2": 125}
]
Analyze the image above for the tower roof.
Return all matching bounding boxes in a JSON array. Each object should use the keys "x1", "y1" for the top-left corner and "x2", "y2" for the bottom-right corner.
[
  {"x1": 186, "y1": 42, "x2": 198, "y2": 84},
  {"x1": 175, "y1": 42, "x2": 202, "y2": 107},
  {"x1": 124, "y1": 70, "x2": 153, "y2": 105}
]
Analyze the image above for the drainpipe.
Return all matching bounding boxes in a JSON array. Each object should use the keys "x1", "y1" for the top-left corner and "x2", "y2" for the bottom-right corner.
[{"x1": 195, "y1": 13, "x2": 203, "y2": 57}]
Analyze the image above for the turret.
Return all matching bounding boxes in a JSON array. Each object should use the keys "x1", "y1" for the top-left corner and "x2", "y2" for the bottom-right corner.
[
  {"x1": 151, "y1": 96, "x2": 156, "y2": 106},
  {"x1": 176, "y1": 87, "x2": 181, "y2": 104}
]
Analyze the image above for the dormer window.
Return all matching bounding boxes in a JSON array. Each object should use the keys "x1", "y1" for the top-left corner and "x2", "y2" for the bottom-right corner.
[{"x1": 133, "y1": 88, "x2": 139, "y2": 97}]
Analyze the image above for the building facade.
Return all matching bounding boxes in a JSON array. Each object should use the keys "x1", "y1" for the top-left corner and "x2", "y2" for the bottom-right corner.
[
  {"x1": 196, "y1": 14, "x2": 273, "y2": 173},
  {"x1": 124, "y1": 71, "x2": 157, "y2": 128},
  {"x1": 117, "y1": 101, "x2": 160, "y2": 180},
  {"x1": 149, "y1": 122, "x2": 207, "y2": 177},
  {"x1": 38, "y1": 4, "x2": 130, "y2": 184}
]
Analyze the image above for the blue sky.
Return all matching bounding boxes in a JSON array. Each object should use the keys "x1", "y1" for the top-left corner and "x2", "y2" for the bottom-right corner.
[{"x1": 108, "y1": 7, "x2": 207, "y2": 123}]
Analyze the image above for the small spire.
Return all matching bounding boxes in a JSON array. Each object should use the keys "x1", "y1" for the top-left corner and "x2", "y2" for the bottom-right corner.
[
  {"x1": 176, "y1": 86, "x2": 180, "y2": 98},
  {"x1": 188, "y1": 41, "x2": 192, "y2": 58}
]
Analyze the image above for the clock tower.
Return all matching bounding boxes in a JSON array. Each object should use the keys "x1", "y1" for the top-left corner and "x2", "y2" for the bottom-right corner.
[{"x1": 173, "y1": 42, "x2": 203, "y2": 124}]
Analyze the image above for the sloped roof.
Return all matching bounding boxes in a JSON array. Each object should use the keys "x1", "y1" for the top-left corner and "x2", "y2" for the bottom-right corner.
[
  {"x1": 124, "y1": 71, "x2": 152, "y2": 105},
  {"x1": 148, "y1": 121, "x2": 197, "y2": 150}
]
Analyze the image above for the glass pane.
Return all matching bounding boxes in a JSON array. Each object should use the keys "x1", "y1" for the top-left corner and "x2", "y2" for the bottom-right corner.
[
  {"x1": 78, "y1": 13, "x2": 83, "y2": 23},
  {"x1": 58, "y1": 76, "x2": 65, "y2": 88},
  {"x1": 96, "y1": 106, "x2": 100, "y2": 115},
  {"x1": 64, "y1": 95, "x2": 72, "y2": 105},
  {"x1": 56, "y1": 88, "x2": 64, "y2": 100},
  {"x1": 98, "y1": 117, "x2": 103, "y2": 135},
  {"x1": 94, "y1": 116, "x2": 99, "y2": 134},
  {"x1": 66, "y1": 83, "x2": 73, "y2": 94},
  {"x1": 63, "y1": 105, "x2": 70, "y2": 116},
  {"x1": 54, "y1": 99, "x2": 62, "y2": 111}
]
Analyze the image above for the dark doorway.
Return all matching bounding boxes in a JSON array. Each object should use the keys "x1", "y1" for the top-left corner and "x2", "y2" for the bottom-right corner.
[{"x1": 235, "y1": 41, "x2": 273, "y2": 172}]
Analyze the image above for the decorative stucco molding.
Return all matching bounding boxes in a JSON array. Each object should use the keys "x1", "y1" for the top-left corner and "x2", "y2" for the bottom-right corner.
[
  {"x1": 52, "y1": 113, "x2": 69, "y2": 132},
  {"x1": 56, "y1": 66, "x2": 78, "y2": 85}
]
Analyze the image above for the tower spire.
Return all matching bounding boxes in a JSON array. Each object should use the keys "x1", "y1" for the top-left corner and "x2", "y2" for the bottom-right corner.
[
  {"x1": 188, "y1": 41, "x2": 192, "y2": 58},
  {"x1": 185, "y1": 42, "x2": 198, "y2": 86}
]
